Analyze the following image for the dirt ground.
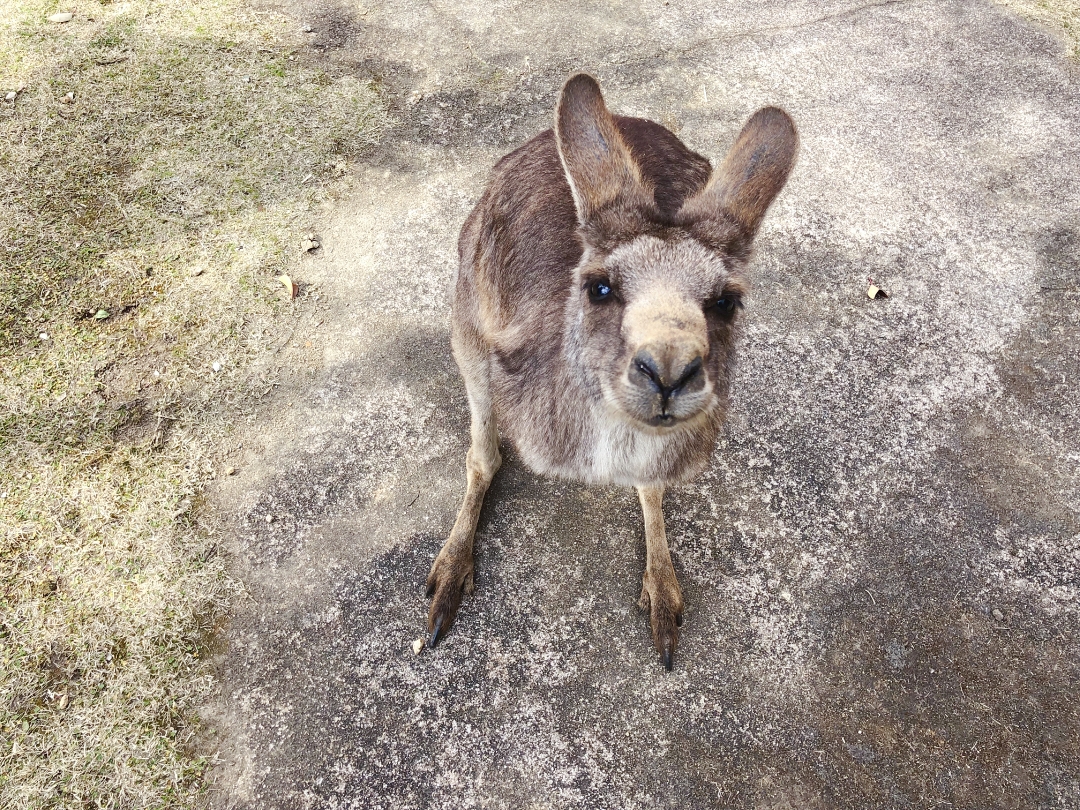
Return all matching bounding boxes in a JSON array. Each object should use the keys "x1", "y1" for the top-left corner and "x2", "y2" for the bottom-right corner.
[{"x1": 205, "y1": 1, "x2": 1080, "y2": 808}]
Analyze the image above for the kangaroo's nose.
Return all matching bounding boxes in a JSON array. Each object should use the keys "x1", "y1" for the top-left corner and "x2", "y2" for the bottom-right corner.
[{"x1": 632, "y1": 350, "x2": 703, "y2": 398}]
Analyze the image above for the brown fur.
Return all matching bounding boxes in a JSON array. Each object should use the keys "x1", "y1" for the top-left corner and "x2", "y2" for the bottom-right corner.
[{"x1": 426, "y1": 74, "x2": 798, "y2": 669}]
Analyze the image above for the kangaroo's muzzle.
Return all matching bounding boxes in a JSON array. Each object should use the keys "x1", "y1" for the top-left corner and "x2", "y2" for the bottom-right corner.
[{"x1": 622, "y1": 295, "x2": 710, "y2": 426}]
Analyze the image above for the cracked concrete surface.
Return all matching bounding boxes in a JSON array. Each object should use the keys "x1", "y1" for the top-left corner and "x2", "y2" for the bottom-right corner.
[{"x1": 206, "y1": 1, "x2": 1080, "y2": 807}]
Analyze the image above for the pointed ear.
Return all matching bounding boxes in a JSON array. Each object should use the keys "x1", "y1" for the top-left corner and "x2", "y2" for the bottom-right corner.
[
  {"x1": 555, "y1": 74, "x2": 652, "y2": 227},
  {"x1": 678, "y1": 106, "x2": 798, "y2": 244}
]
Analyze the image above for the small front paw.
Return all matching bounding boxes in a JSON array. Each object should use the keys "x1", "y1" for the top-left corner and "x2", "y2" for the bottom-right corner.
[
  {"x1": 425, "y1": 549, "x2": 474, "y2": 648},
  {"x1": 638, "y1": 570, "x2": 684, "y2": 671}
]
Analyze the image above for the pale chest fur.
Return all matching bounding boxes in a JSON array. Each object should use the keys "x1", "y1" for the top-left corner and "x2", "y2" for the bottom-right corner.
[{"x1": 504, "y1": 396, "x2": 715, "y2": 487}]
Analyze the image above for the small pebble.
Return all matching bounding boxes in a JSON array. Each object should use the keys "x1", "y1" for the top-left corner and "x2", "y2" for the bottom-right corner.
[
  {"x1": 212, "y1": 361, "x2": 222, "y2": 372},
  {"x1": 48, "y1": 11, "x2": 74, "y2": 23},
  {"x1": 190, "y1": 266, "x2": 204, "y2": 277},
  {"x1": 412, "y1": 639, "x2": 425, "y2": 655},
  {"x1": 39, "y1": 332, "x2": 48, "y2": 341},
  {"x1": 992, "y1": 608, "x2": 1004, "y2": 622},
  {"x1": 265, "y1": 514, "x2": 275, "y2": 524},
  {"x1": 61, "y1": 91, "x2": 74, "y2": 103},
  {"x1": 226, "y1": 466, "x2": 236, "y2": 476},
  {"x1": 303, "y1": 24, "x2": 313, "y2": 32},
  {"x1": 302, "y1": 239, "x2": 319, "y2": 252},
  {"x1": 4, "y1": 91, "x2": 16, "y2": 102}
]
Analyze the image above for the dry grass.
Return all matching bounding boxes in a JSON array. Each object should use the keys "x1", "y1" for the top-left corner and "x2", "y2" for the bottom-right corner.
[
  {"x1": 0, "y1": 0, "x2": 388, "y2": 806},
  {"x1": 995, "y1": 0, "x2": 1080, "y2": 57}
]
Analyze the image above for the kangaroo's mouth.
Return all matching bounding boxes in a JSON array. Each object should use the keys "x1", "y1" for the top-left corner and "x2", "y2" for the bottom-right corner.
[
  {"x1": 647, "y1": 412, "x2": 680, "y2": 428},
  {"x1": 616, "y1": 385, "x2": 708, "y2": 430}
]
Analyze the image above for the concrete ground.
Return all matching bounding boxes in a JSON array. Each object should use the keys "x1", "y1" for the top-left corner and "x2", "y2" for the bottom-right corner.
[{"x1": 205, "y1": 1, "x2": 1080, "y2": 807}]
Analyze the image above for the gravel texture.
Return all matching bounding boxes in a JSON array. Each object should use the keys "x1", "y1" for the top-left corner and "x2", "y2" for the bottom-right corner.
[{"x1": 207, "y1": 1, "x2": 1080, "y2": 807}]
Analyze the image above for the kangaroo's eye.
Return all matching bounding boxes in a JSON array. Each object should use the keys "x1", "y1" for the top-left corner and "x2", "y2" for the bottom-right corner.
[
  {"x1": 709, "y1": 294, "x2": 743, "y2": 316},
  {"x1": 588, "y1": 280, "x2": 614, "y2": 302}
]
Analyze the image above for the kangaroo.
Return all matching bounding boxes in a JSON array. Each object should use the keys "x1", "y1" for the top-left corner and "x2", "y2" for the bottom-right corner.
[{"x1": 426, "y1": 73, "x2": 798, "y2": 670}]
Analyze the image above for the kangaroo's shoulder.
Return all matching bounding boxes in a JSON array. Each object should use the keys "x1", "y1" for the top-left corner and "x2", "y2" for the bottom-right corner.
[{"x1": 456, "y1": 130, "x2": 578, "y2": 334}]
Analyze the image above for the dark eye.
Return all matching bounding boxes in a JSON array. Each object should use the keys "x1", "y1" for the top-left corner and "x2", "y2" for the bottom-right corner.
[
  {"x1": 708, "y1": 294, "x2": 743, "y2": 316},
  {"x1": 588, "y1": 279, "x2": 614, "y2": 303}
]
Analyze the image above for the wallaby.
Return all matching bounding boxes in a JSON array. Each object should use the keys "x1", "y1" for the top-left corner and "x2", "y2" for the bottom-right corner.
[{"x1": 426, "y1": 73, "x2": 797, "y2": 670}]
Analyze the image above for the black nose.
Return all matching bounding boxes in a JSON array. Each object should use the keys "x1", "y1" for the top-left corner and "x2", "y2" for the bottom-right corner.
[{"x1": 632, "y1": 352, "x2": 703, "y2": 399}]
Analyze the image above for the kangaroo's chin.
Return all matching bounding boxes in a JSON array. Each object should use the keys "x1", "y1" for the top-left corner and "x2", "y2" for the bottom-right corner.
[
  {"x1": 611, "y1": 389, "x2": 714, "y2": 432},
  {"x1": 645, "y1": 413, "x2": 682, "y2": 428},
  {"x1": 615, "y1": 403, "x2": 714, "y2": 434}
]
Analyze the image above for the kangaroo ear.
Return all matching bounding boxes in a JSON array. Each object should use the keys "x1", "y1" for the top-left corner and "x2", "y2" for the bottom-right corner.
[
  {"x1": 679, "y1": 106, "x2": 798, "y2": 245},
  {"x1": 555, "y1": 74, "x2": 652, "y2": 227}
]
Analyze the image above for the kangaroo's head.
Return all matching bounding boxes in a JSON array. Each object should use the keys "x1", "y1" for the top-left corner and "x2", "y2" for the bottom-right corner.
[{"x1": 555, "y1": 74, "x2": 798, "y2": 431}]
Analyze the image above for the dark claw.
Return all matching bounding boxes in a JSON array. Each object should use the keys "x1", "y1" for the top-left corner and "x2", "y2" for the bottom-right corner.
[
  {"x1": 429, "y1": 615, "x2": 444, "y2": 649},
  {"x1": 426, "y1": 581, "x2": 435, "y2": 598},
  {"x1": 663, "y1": 643, "x2": 674, "y2": 672},
  {"x1": 675, "y1": 613, "x2": 684, "y2": 627}
]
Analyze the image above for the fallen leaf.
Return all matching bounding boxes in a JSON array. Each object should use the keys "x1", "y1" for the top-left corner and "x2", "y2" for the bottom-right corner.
[
  {"x1": 277, "y1": 274, "x2": 298, "y2": 299},
  {"x1": 866, "y1": 284, "x2": 888, "y2": 300},
  {"x1": 94, "y1": 309, "x2": 110, "y2": 320}
]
